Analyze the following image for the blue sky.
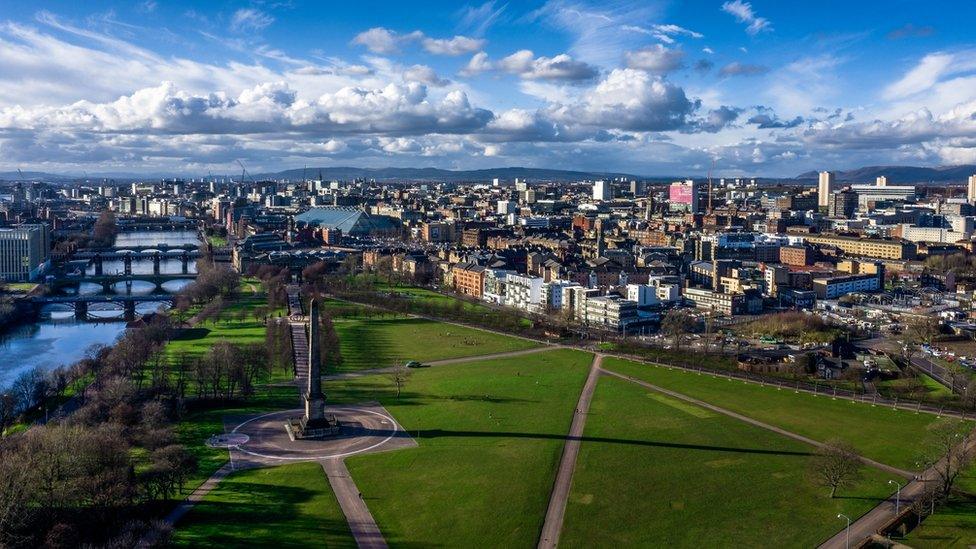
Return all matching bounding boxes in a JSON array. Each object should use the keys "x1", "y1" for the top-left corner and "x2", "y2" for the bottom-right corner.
[{"x1": 0, "y1": 0, "x2": 975, "y2": 177}]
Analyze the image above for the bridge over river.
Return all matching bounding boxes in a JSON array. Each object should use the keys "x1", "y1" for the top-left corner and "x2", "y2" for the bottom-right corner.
[{"x1": 31, "y1": 294, "x2": 175, "y2": 321}]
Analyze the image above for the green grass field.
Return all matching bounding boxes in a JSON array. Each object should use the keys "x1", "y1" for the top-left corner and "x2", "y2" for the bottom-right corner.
[
  {"x1": 332, "y1": 316, "x2": 540, "y2": 372},
  {"x1": 171, "y1": 462, "x2": 354, "y2": 548},
  {"x1": 326, "y1": 348, "x2": 593, "y2": 547},
  {"x1": 561, "y1": 375, "x2": 895, "y2": 548},
  {"x1": 904, "y1": 460, "x2": 976, "y2": 547},
  {"x1": 601, "y1": 357, "x2": 970, "y2": 471}
]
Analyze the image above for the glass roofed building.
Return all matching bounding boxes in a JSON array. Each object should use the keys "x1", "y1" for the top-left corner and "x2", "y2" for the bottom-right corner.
[{"x1": 294, "y1": 206, "x2": 401, "y2": 238}]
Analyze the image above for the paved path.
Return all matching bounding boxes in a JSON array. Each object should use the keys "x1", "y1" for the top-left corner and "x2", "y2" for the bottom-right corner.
[
  {"x1": 537, "y1": 354, "x2": 603, "y2": 549},
  {"x1": 322, "y1": 346, "x2": 560, "y2": 381},
  {"x1": 162, "y1": 462, "x2": 234, "y2": 526},
  {"x1": 819, "y1": 429, "x2": 976, "y2": 549},
  {"x1": 602, "y1": 369, "x2": 914, "y2": 479},
  {"x1": 322, "y1": 458, "x2": 388, "y2": 549}
]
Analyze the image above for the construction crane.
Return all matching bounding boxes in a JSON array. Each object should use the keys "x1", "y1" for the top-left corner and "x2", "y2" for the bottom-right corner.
[{"x1": 236, "y1": 160, "x2": 253, "y2": 184}]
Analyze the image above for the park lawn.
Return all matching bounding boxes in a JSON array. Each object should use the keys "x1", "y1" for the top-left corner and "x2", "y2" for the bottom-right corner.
[
  {"x1": 332, "y1": 316, "x2": 540, "y2": 373},
  {"x1": 601, "y1": 357, "x2": 970, "y2": 471},
  {"x1": 164, "y1": 288, "x2": 291, "y2": 385},
  {"x1": 903, "y1": 497, "x2": 976, "y2": 548},
  {"x1": 172, "y1": 462, "x2": 355, "y2": 548},
  {"x1": 206, "y1": 234, "x2": 227, "y2": 247},
  {"x1": 561, "y1": 375, "x2": 895, "y2": 548},
  {"x1": 176, "y1": 385, "x2": 299, "y2": 493},
  {"x1": 327, "y1": 348, "x2": 593, "y2": 547}
]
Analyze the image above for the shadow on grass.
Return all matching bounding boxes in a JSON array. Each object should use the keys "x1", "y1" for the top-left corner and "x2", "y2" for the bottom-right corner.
[
  {"x1": 172, "y1": 327, "x2": 210, "y2": 340},
  {"x1": 176, "y1": 482, "x2": 355, "y2": 549}
]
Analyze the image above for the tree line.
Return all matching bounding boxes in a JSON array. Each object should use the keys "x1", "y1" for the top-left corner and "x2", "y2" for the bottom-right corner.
[{"x1": 0, "y1": 314, "x2": 196, "y2": 547}]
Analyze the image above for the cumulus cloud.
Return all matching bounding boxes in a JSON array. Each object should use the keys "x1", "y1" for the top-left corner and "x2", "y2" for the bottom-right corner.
[
  {"x1": 421, "y1": 35, "x2": 485, "y2": 56},
  {"x1": 719, "y1": 62, "x2": 769, "y2": 77},
  {"x1": 0, "y1": 80, "x2": 493, "y2": 136},
  {"x1": 549, "y1": 68, "x2": 696, "y2": 131},
  {"x1": 625, "y1": 45, "x2": 685, "y2": 74},
  {"x1": 461, "y1": 50, "x2": 598, "y2": 81},
  {"x1": 721, "y1": 1, "x2": 771, "y2": 35},
  {"x1": 351, "y1": 27, "x2": 484, "y2": 56}
]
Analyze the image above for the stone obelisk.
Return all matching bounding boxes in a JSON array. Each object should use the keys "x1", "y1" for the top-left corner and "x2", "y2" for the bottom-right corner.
[{"x1": 304, "y1": 299, "x2": 326, "y2": 422}]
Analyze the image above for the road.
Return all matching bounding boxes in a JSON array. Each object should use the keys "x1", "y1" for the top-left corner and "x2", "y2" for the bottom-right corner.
[{"x1": 537, "y1": 354, "x2": 603, "y2": 549}]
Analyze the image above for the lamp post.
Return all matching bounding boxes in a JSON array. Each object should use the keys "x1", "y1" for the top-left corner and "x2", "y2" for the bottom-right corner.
[
  {"x1": 837, "y1": 514, "x2": 851, "y2": 549},
  {"x1": 889, "y1": 479, "x2": 904, "y2": 515}
]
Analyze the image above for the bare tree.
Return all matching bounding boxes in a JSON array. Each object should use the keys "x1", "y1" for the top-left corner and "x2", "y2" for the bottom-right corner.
[
  {"x1": 810, "y1": 439, "x2": 862, "y2": 498},
  {"x1": 918, "y1": 422, "x2": 974, "y2": 497},
  {"x1": 388, "y1": 362, "x2": 411, "y2": 399},
  {"x1": 661, "y1": 309, "x2": 693, "y2": 352}
]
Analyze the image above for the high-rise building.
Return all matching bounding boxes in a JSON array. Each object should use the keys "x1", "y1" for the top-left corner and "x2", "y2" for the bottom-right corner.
[
  {"x1": 592, "y1": 180, "x2": 611, "y2": 201},
  {"x1": 876, "y1": 176, "x2": 888, "y2": 187},
  {"x1": 668, "y1": 179, "x2": 701, "y2": 212},
  {"x1": 0, "y1": 224, "x2": 50, "y2": 282},
  {"x1": 968, "y1": 174, "x2": 976, "y2": 204},
  {"x1": 829, "y1": 189, "x2": 858, "y2": 219},
  {"x1": 817, "y1": 171, "x2": 835, "y2": 208}
]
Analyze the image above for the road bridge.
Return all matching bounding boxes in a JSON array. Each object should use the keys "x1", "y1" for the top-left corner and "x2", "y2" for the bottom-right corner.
[
  {"x1": 31, "y1": 294, "x2": 174, "y2": 321},
  {"x1": 51, "y1": 273, "x2": 197, "y2": 293}
]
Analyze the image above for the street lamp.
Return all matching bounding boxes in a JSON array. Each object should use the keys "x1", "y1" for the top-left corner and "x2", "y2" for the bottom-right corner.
[
  {"x1": 889, "y1": 479, "x2": 904, "y2": 515},
  {"x1": 837, "y1": 514, "x2": 851, "y2": 549}
]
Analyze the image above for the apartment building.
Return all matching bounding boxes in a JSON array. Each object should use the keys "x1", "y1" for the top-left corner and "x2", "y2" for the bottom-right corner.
[{"x1": 804, "y1": 235, "x2": 916, "y2": 260}]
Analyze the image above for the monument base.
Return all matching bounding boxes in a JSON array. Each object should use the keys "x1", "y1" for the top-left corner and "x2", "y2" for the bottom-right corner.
[{"x1": 284, "y1": 414, "x2": 341, "y2": 441}]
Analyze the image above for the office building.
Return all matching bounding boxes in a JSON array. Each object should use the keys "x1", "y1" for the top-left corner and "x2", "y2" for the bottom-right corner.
[
  {"x1": 876, "y1": 176, "x2": 888, "y2": 187},
  {"x1": 0, "y1": 224, "x2": 50, "y2": 282},
  {"x1": 592, "y1": 180, "x2": 611, "y2": 201},
  {"x1": 817, "y1": 171, "x2": 835, "y2": 208},
  {"x1": 968, "y1": 174, "x2": 976, "y2": 204},
  {"x1": 829, "y1": 189, "x2": 858, "y2": 218}
]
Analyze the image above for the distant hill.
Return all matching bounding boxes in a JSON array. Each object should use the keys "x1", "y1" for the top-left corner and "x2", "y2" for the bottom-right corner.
[
  {"x1": 796, "y1": 165, "x2": 976, "y2": 184},
  {"x1": 253, "y1": 166, "x2": 653, "y2": 182}
]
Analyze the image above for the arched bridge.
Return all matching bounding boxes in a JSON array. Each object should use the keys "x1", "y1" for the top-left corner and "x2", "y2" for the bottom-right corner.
[
  {"x1": 50, "y1": 273, "x2": 197, "y2": 294},
  {"x1": 31, "y1": 294, "x2": 174, "y2": 321}
]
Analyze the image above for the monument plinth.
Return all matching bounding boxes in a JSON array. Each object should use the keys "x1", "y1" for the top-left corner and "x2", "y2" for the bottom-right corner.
[{"x1": 286, "y1": 298, "x2": 341, "y2": 440}]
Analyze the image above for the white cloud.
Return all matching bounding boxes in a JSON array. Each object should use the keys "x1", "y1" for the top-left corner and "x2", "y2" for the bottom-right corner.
[
  {"x1": 622, "y1": 24, "x2": 702, "y2": 44},
  {"x1": 421, "y1": 35, "x2": 485, "y2": 56},
  {"x1": 456, "y1": 1, "x2": 508, "y2": 36},
  {"x1": 625, "y1": 45, "x2": 684, "y2": 74},
  {"x1": 721, "y1": 1, "x2": 771, "y2": 35},
  {"x1": 351, "y1": 27, "x2": 403, "y2": 54},
  {"x1": 230, "y1": 9, "x2": 274, "y2": 32},
  {"x1": 461, "y1": 50, "x2": 598, "y2": 81},
  {"x1": 351, "y1": 27, "x2": 484, "y2": 56},
  {"x1": 882, "y1": 51, "x2": 976, "y2": 101},
  {"x1": 549, "y1": 68, "x2": 695, "y2": 131},
  {"x1": 460, "y1": 51, "x2": 492, "y2": 76}
]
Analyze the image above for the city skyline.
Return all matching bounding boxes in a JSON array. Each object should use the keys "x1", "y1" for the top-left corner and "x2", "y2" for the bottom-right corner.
[{"x1": 0, "y1": 1, "x2": 975, "y2": 176}]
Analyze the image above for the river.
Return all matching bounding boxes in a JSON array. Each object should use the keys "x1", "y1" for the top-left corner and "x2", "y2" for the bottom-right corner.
[{"x1": 0, "y1": 229, "x2": 200, "y2": 389}]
